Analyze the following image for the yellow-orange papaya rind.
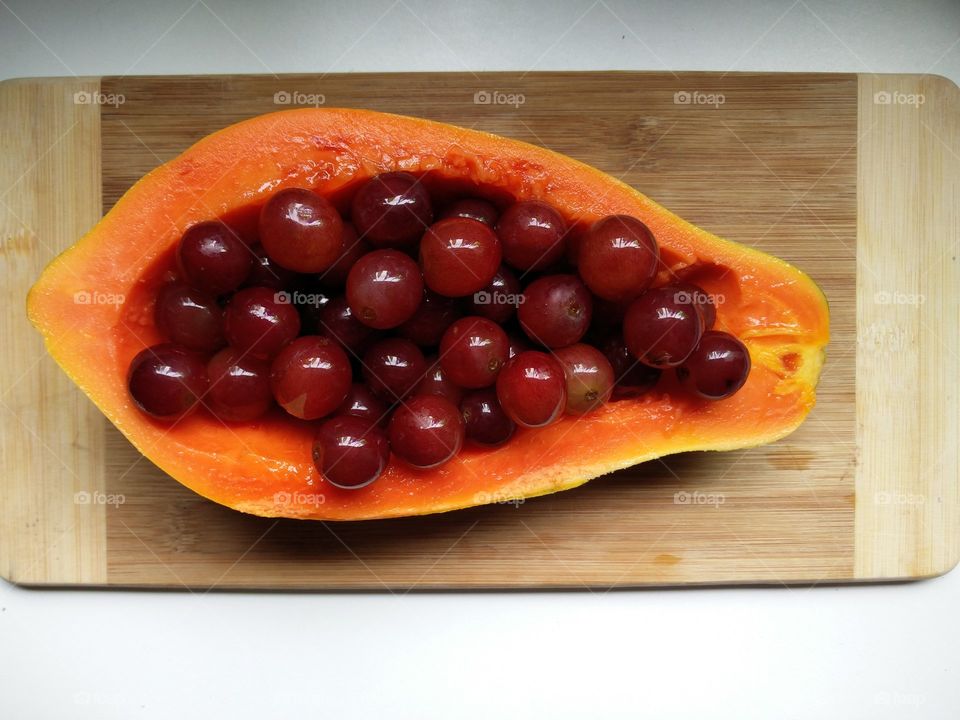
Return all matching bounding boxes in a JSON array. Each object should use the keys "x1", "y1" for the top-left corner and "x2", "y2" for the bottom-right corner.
[{"x1": 27, "y1": 108, "x2": 829, "y2": 521}]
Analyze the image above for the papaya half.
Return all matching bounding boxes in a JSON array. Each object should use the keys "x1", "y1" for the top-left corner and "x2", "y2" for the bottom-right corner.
[{"x1": 27, "y1": 109, "x2": 829, "y2": 520}]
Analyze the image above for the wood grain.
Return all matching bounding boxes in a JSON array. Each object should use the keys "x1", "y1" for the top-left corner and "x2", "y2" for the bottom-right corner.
[
  {"x1": 0, "y1": 71, "x2": 953, "y2": 589},
  {"x1": 855, "y1": 74, "x2": 960, "y2": 580},
  {"x1": 0, "y1": 77, "x2": 107, "y2": 584}
]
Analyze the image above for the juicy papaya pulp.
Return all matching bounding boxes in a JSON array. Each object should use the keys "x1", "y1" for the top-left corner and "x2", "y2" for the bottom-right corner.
[{"x1": 27, "y1": 109, "x2": 829, "y2": 520}]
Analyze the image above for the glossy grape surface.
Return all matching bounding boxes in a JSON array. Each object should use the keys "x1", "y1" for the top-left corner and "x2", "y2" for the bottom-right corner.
[
  {"x1": 128, "y1": 344, "x2": 208, "y2": 421},
  {"x1": 676, "y1": 331, "x2": 751, "y2": 400},
  {"x1": 177, "y1": 221, "x2": 252, "y2": 295},
  {"x1": 154, "y1": 282, "x2": 226, "y2": 353},
  {"x1": 578, "y1": 215, "x2": 659, "y2": 302},
  {"x1": 313, "y1": 416, "x2": 390, "y2": 489},
  {"x1": 270, "y1": 336, "x2": 352, "y2": 420},
  {"x1": 495, "y1": 201, "x2": 567, "y2": 271},
  {"x1": 259, "y1": 187, "x2": 344, "y2": 272},
  {"x1": 351, "y1": 172, "x2": 433, "y2": 247},
  {"x1": 623, "y1": 285, "x2": 703, "y2": 368},
  {"x1": 495, "y1": 351, "x2": 567, "y2": 428},
  {"x1": 388, "y1": 395, "x2": 464, "y2": 468},
  {"x1": 346, "y1": 249, "x2": 423, "y2": 329}
]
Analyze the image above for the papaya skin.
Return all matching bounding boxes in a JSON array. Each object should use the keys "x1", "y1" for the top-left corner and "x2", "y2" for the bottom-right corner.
[{"x1": 27, "y1": 108, "x2": 829, "y2": 520}]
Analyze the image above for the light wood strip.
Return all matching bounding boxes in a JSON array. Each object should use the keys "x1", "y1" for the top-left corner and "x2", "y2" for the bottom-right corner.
[
  {"x1": 0, "y1": 77, "x2": 107, "y2": 584},
  {"x1": 855, "y1": 74, "x2": 960, "y2": 579}
]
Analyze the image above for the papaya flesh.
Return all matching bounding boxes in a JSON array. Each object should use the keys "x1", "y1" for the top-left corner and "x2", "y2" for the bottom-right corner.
[{"x1": 27, "y1": 109, "x2": 829, "y2": 520}]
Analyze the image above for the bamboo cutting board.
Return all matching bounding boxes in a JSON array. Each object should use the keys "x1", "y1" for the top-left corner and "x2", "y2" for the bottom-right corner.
[{"x1": 1, "y1": 72, "x2": 958, "y2": 589}]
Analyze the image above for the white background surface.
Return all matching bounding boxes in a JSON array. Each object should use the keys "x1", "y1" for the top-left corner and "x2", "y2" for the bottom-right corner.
[{"x1": 2, "y1": 1, "x2": 959, "y2": 718}]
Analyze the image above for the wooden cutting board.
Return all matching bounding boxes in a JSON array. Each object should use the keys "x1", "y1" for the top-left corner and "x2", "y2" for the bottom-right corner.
[{"x1": 1, "y1": 72, "x2": 957, "y2": 589}]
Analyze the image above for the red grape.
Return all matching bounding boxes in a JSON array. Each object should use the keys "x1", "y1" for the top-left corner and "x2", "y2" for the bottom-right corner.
[
  {"x1": 259, "y1": 187, "x2": 344, "y2": 273},
  {"x1": 439, "y1": 316, "x2": 509, "y2": 389},
  {"x1": 518, "y1": 274, "x2": 592, "y2": 348},
  {"x1": 346, "y1": 249, "x2": 423, "y2": 329},
  {"x1": 319, "y1": 295, "x2": 375, "y2": 354},
  {"x1": 676, "y1": 331, "x2": 751, "y2": 400},
  {"x1": 177, "y1": 221, "x2": 252, "y2": 295},
  {"x1": 466, "y1": 264, "x2": 521, "y2": 323},
  {"x1": 244, "y1": 243, "x2": 302, "y2": 290},
  {"x1": 128, "y1": 344, "x2": 208, "y2": 421},
  {"x1": 554, "y1": 343, "x2": 614, "y2": 415},
  {"x1": 351, "y1": 172, "x2": 433, "y2": 247},
  {"x1": 154, "y1": 282, "x2": 226, "y2": 353},
  {"x1": 460, "y1": 389, "x2": 515, "y2": 446},
  {"x1": 269, "y1": 336, "x2": 352, "y2": 420},
  {"x1": 388, "y1": 395, "x2": 464, "y2": 468},
  {"x1": 602, "y1": 335, "x2": 661, "y2": 398},
  {"x1": 495, "y1": 200, "x2": 567, "y2": 271},
  {"x1": 225, "y1": 287, "x2": 301, "y2": 359},
  {"x1": 623, "y1": 285, "x2": 703, "y2": 368},
  {"x1": 420, "y1": 217, "x2": 501, "y2": 297},
  {"x1": 337, "y1": 383, "x2": 391, "y2": 428},
  {"x1": 205, "y1": 348, "x2": 273, "y2": 422},
  {"x1": 313, "y1": 415, "x2": 390, "y2": 489},
  {"x1": 578, "y1": 215, "x2": 659, "y2": 302},
  {"x1": 362, "y1": 338, "x2": 427, "y2": 403},
  {"x1": 441, "y1": 198, "x2": 499, "y2": 226},
  {"x1": 397, "y1": 289, "x2": 461, "y2": 347},
  {"x1": 320, "y1": 223, "x2": 367, "y2": 288},
  {"x1": 416, "y1": 357, "x2": 464, "y2": 406},
  {"x1": 496, "y1": 351, "x2": 566, "y2": 428},
  {"x1": 674, "y1": 282, "x2": 717, "y2": 330}
]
